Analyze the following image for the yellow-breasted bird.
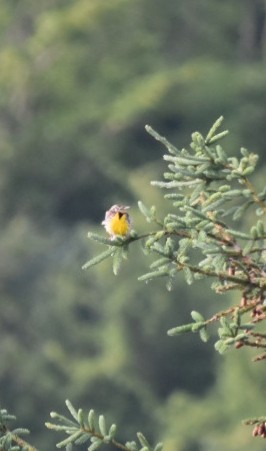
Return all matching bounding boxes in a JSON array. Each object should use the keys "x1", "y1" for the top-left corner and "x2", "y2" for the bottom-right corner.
[{"x1": 102, "y1": 204, "x2": 132, "y2": 240}]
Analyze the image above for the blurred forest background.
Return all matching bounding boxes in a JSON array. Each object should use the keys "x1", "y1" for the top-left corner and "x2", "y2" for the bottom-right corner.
[{"x1": 1, "y1": 1, "x2": 266, "y2": 450}]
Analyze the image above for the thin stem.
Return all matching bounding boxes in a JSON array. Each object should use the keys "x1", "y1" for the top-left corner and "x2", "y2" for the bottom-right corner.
[
  {"x1": 12, "y1": 434, "x2": 38, "y2": 451},
  {"x1": 250, "y1": 332, "x2": 266, "y2": 339},
  {"x1": 129, "y1": 228, "x2": 264, "y2": 289},
  {"x1": 242, "y1": 340, "x2": 266, "y2": 349},
  {"x1": 80, "y1": 427, "x2": 132, "y2": 451},
  {"x1": 205, "y1": 306, "x2": 236, "y2": 324},
  {"x1": 0, "y1": 424, "x2": 38, "y2": 451},
  {"x1": 178, "y1": 260, "x2": 251, "y2": 286},
  {"x1": 253, "y1": 352, "x2": 266, "y2": 362},
  {"x1": 243, "y1": 177, "x2": 266, "y2": 214}
]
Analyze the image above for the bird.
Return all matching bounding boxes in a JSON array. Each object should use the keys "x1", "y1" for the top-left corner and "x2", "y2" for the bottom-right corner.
[{"x1": 102, "y1": 204, "x2": 132, "y2": 240}]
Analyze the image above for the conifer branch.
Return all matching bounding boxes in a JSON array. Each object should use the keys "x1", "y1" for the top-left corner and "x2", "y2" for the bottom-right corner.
[
  {"x1": 0, "y1": 407, "x2": 38, "y2": 451},
  {"x1": 242, "y1": 176, "x2": 266, "y2": 214},
  {"x1": 85, "y1": 118, "x2": 266, "y2": 361},
  {"x1": 81, "y1": 117, "x2": 266, "y2": 441},
  {"x1": 11, "y1": 433, "x2": 38, "y2": 451},
  {"x1": 46, "y1": 400, "x2": 163, "y2": 451}
]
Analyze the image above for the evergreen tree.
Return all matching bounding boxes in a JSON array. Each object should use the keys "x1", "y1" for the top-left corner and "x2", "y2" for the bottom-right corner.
[{"x1": 1, "y1": 117, "x2": 266, "y2": 451}]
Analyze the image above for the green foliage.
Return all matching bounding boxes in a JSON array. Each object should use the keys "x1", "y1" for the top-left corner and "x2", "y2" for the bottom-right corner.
[
  {"x1": 168, "y1": 310, "x2": 209, "y2": 343},
  {"x1": 83, "y1": 232, "x2": 133, "y2": 275},
  {"x1": 85, "y1": 117, "x2": 266, "y2": 365},
  {"x1": 1, "y1": 1, "x2": 266, "y2": 449},
  {"x1": 2, "y1": 116, "x2": 266, "y2": 450},
  {"x1": 46, "y1": 400, "x2": 163, "y2": 451},
  {"x1": 0, "y1": 406, "x2": 33, "y2": 451}
]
